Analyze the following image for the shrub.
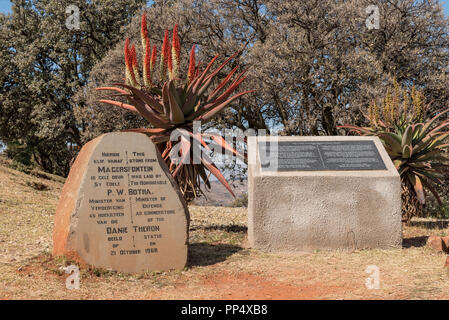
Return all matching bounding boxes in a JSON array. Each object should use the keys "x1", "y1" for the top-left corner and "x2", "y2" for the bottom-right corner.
[
  {"x1": 340, "y1": 81, "x2": 449, "y2": 223},
  {"x1": 96, "y1": 13, "x2": 254, "y2": 202}
]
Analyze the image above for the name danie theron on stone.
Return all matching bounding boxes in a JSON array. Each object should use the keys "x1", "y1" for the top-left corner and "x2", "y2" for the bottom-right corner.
[
  {"x1": 88, "y1": 150, "x2": 166, "y2": 251},
  {"x1": 53, "y1": 132, "x2": 188, "y2": 273}
]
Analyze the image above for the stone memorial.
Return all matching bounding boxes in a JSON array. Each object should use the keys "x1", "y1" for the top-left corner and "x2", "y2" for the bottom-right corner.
[
  {"x1": 248, "y1": 136, "x2": 402, "y2": 252},
  {"x1": 53, "y1": 132, "x2": 189, "y2": 273}
]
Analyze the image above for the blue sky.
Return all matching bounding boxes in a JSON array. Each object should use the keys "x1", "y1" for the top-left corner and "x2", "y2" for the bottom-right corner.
[
  {"x1": 0, "y1": 1, "x2": 448, "y2": 15},
  {"x1": 0, "y1": 0, "x2": 11, "y2": 14}
]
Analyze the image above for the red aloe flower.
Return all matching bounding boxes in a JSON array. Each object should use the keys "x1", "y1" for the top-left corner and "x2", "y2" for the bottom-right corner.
[
  {"x1": 167, "y1": 44, "x2": 173, "y2": 79},
  {"x1": 172, "y1": 24, "x2": 181, "y2": 78},
  {"x1": 143, "y1": 38, "x2": 152, "y2": 87},
  {"x1": 187, "y1": 45, "x2": 196, "y2": 83},
  {"x1": 141, "y1": 12, "x2": 149, "y2": 50},
  {"x1": 124, "y1": 38, "x2": 137, "y2": 86},
  {"x1": 130, "y1": 44, "x2": 140, "y2": 85},
  {"x1": 160, "y1": 29, "x2": 170, "y2": 81},
  {"x1": 150, "y1": 45, "x2": 157, "y2": 74}
]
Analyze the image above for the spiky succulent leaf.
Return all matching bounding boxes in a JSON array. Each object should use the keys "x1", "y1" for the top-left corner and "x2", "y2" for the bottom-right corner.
[
  {"x1": 96, "y1": 18, "x2": 254, "y2": 202},
  {"x1": 340, "y1": 94, "x2": 449, "y2": 209}
]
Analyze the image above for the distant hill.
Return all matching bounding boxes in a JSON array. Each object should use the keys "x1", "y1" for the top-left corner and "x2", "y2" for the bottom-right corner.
[
  {"x1": 0, "y1": 153, "x2": 247, "y2": 207},
  {"x1": 193, "y1": 180, "x2": 248, "y2": 207}
]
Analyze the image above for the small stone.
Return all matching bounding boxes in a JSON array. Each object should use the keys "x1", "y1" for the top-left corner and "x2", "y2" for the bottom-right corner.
[
  {"x1": 441, "y1": 236, "x2": 449, "y2": 253},
  {"x1": 427, "y1": 236, "x2": 444, "y2": 252}
]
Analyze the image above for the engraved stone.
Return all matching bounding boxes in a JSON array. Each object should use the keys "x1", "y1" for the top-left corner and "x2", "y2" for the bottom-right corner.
[
  {"x1": 53, "y1": 132, "x2": 189, "y2": 273},
  {"x1": 260, "y1": 141, "x2": 386, "y2": 171},
  {"x1": 248, "y1": 136, "x2": 402, "y2": 252}
]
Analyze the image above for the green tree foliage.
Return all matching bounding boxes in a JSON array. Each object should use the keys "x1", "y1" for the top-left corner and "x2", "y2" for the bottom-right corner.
[
  {"x1": 80, "y1": 0, "x2": 449, "y2": 139},
  {"x1": 2, "y1": 0, "x2": 449, "y2": 180},
  {"x1": 75, "y1": 0, "x2": 449, "y2": 185},
  {"x1": 0, "y1": 0, "x2": 145, "y2": 175}
]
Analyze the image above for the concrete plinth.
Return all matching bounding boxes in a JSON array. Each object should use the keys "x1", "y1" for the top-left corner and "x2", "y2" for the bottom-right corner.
[{"x1": 248, "y1": 136, "x2": 402, "y2": 252}]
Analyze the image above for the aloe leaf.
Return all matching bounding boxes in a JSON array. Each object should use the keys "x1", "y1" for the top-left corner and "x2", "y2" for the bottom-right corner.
[
  {"x1": 426, "y1": 132, "x2": 449, "y2": 151},
  {"x1": 196, "y1": 164, "x2": 211, "y2": 189},
  {"x1": 426, "y1": 120, "x2": 449, "y2": 137},
  {"x1": 96, "y1": 87, "x2": 129, "y2": 95},
  {"x1": 168, "y1": 80, "x2": 185, "y2": 124},
  {"x1": 162, "y1": 82, "x2": 171, "y2": 118},
  {"x1": 198, "y1": 90, "x2": 256, "y2": 122},
  {"x1": 408, "y1": 162, "x2": 431, "y2": 169},
  {"x1": 437, "y1": 143, "x2": 449, "y2": 149},
  {"x1": 420, "y1": 178, "x2": 442, "y2": 206},
  {"x1": 378, "y1": 132, "x2": 402, "y2": 156},
  {"x1": 408, "y1": 173, "x2": 426, "y2": 204},
  {"x1": 414, "y1": 169, "x2": 441, "y2": 184},
  {"x1": 150, "y1": 134, "x2": 170, "y2": 144},
  {"x1": 203, "y1": 133, "x2": 245, "y2": 161},
  {"x1": 411, "y1": 123, "x2": 424, "y2": 140},
  {"x1": 172, "y1": 135, "x2": 191, "y2": 177},
  {"x1": 402, "y1": 145, "x2": 412, "y2": 158},
  {"x1": 197, "y1": 52, "x2": 240, "y2": 97},
  {"x1": 419, "y1": 108, "x2": 449, "y2": 138},
  {"x1": 122, "y1": 128, "x2": 167, "y2": 134},
  {"x1": 207, "y1": 66, "x2": 240, "y2": 103},
  {"x1": 210, "y1": 72, "x2": 248, "y2": 104},
  {"x1": 393, "y1": 159, "x2": 405, "y2": 169},
  {"x1": 190, "y1": 70, "x2": 248, "y2": 118},
  {"x1": 414, "y1": 149, "x2": 441, "y2": 161},
  {"x1": 127, "y1": 96, "x2": 171, "y2": 128},
  {"x1": 337, "y1": 125, "x2": 374, "y2": 135},
  {"x1": 97, "y1": 99, "x2": 139, "y2": 113},
  {"x1": 198, "y1": 153, "x2": 235, "y2": 198},
  {"x1": 112, "y1": 83, "x2": 164, "y2": 113},
  {"x1": 192, "y1": 55, "x2": 220, "y2": 93},
  {"x1": 401, "y1": 125, "x2": 413, "y2": 148}
]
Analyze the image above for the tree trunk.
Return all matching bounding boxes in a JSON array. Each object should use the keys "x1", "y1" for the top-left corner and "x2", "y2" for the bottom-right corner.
[{"x1": 401, "y1": 178, "x2": 424, "y2": 224}]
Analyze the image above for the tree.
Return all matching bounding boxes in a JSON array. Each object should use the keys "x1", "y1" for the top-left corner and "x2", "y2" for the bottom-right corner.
[
  {"x1": 250, "y1": 0, "x2": 449, "y2": 135},
  {"x1": 78, "y1": 0, "x2": 449, "y2": 186},
  {"x1": 79, "y1": 0, "x2": 449, "y2": 138},
  {"x1": 0, "y1": 0, "x2": 145, "y2": 175}
]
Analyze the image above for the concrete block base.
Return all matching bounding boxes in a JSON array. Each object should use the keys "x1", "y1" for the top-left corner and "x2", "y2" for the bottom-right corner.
[{"x1": 248, "y1": 136, "x2": 402, "y2": 252}]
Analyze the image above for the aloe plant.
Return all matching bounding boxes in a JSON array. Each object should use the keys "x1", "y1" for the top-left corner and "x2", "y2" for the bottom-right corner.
[
  {"x1": 96, "y1": 12, "x2": 254, "y2": 202},
  {"x1": 340, "y1": 83, "x2": 449, "y2": 222}
]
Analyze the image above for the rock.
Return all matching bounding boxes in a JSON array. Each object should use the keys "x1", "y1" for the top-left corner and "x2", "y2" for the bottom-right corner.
[
  {"x1": 427, "y1": 236, "x2": 444, "y2": 252},
  {"x1": 53, "y1": 132, "x2": 189, "y2": 273},
  {"x1": 441, "y1": 236, "x2": 449, "y2": 253}
]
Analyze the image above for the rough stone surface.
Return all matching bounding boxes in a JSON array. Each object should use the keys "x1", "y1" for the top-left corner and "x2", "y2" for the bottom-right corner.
[
  {"x1": 248, "y1": 136, "x2": 402, "y2": 252},
  {"x1": 427, "y1": 236, "x2": 444, "y2": 253},
  {"x1": 53, "y1": 132, "x2": 189, "y2": 273},
  {"x1": 442, "y1": 237, "x2": 449, "y2": 253},
  {"x1": 427, "y1": 236, "x2": 449, "y2": 253}
]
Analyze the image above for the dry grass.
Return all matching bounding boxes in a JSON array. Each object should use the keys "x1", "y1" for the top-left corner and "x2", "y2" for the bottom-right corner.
[{"x1": 0, "y1": 160, "x2": 449, "y2": 299}]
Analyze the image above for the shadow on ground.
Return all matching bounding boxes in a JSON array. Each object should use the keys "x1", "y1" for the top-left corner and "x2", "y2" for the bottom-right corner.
[
  {"x1": 188, "y1": 243, "x2": 243, "y2": 267},
  {"x1": 403, "y1": 236, "x2": 428, "y2": 248},
  {"x1": 189, "y1": 224, "x2": 248, "y2": 233},
  {"x1": 409, "y1": 220, "x2": 449, "y2": 229}
]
